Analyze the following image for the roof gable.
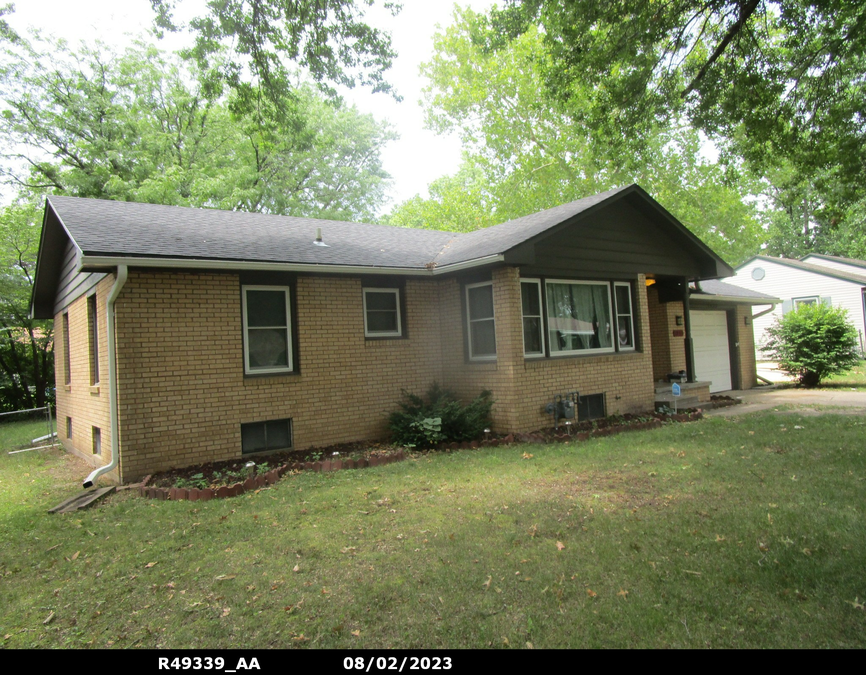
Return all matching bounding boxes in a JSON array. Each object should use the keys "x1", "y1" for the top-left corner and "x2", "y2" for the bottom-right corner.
[{"x1": 738, "y1": 255, "x2": 866, "y2": 286}]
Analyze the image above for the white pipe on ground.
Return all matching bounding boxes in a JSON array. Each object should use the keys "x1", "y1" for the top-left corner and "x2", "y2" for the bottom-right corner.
[{"x1": 83, "y1": 265, "x2": 127, "y2": 489}]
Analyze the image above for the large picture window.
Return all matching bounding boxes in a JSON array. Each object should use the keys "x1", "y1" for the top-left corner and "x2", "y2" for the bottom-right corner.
[
  {"x1": 242, "y1": 286, "x2": 293, "y2": 374},
  {"x1": 545, "y1": 280, "x2": 614, "y2": 355},
  {"x1": 466, "y1": 282, "x2": 496, "y2": 360}
]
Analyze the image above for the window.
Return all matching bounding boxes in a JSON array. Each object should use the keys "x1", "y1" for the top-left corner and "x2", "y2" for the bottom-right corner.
[
  {"x1": 242, "y1": 286, "x2": 293, "y2": 374},
  {"x1": 614, "y1": 282, "x2": 635, "y2": 350},
  {"x1": 92, "y1": 427, "x2": 101, "y2": 455},
  {"x1": 466, "y1": 282, "x2": 496, "y2": 360},
  {"x1": 87, "y1": 294, "x2": 99, "y2": 385},
  {"x1": 521, "y1": 280, "x2": 544, "y2": 357},
  {"x1": 363, "y1": 288, "x2": 402, "y2": 337},
  {"x1": 794, "y1": 296, "x2": 819, "y2": 307},
  {"x1": 545, "y1": 280, "x2": 614, "y2": 355},
  {"x1": 62, "y1": 312, "x2": 71, "y2": 385},
  {"x1": 66, "y1": 417, "x2": 72, "y2": 440},
  {"x1": 242, "y1": 419, "x2": 293, "y2": 454}
]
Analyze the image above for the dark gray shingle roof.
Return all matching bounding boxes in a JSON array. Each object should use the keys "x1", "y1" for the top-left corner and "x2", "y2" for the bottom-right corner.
[
  {"x1": 694, "y1": 279, "x2": 779, "y2": 302},
  {"x1": 48, "y1": 196, "x2": 455, "y2": 269}
]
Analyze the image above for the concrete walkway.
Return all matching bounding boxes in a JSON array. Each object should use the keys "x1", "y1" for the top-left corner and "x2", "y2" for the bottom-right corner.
[{"x1": 706, "y1": 385, "x2": 866, "y2": 417}]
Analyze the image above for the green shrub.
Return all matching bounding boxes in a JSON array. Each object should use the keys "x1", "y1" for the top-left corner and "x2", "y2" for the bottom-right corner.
[
  {"x1": 389, "y1": 383, "x2": 493, "y2": 447},
  {"x1": 762, "y1": 303, "x2": 861, "y2": 387}
]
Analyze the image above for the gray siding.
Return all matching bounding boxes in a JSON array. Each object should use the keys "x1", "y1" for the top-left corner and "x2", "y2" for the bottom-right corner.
[
  {"x1": 54, "y1": 238, "x2": 104, "y2": 315},
  {"x1": 520, "y1": 201, "x2": 705, "y2": 279}
]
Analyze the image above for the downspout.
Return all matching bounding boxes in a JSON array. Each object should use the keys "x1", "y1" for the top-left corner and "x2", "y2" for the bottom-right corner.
[
  {"x1": 752, "y1": 303, "x2": 777, "y2": 321},
  {"x1": 83, "y1": 265, "x2": 128, "y2": 489}
]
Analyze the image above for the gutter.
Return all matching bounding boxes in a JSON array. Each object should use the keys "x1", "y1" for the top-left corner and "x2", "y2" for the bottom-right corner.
[
  {"x1": 752, "y1": 303, "x2": 777, "y2": 320},
  {"x1": 77, "y1": 254, "x2": 507, "y2": 277},
  {"x1": 83, "y1": 265, "x2": 128, "y2": 489}
]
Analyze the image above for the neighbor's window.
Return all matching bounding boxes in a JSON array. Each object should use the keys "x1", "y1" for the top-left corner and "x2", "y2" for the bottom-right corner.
[
  {"x1": 241, "y1": 419, "x2": 293, "y2": 454},
  {"x1": 466, "y1": 282, "x2": 496, "y2": 360},
  {"x1": 87, "y1": 294, "x2": 99, "y2": 385},
  {"x1": 614, "y1": 282, "x2": 635, "y2": 350},
  {"x1": 62, "y1": 312, "x2": 71, "y2": 385},
  {"x1": 521, "y1": 279, "x2": 544, "y2": 357},
  {"x1": 363, "y1": 288, "x2": 402, "y2": 337},
  {"x1": 242, "y1": 286, "x2": 292, "y2": 374},
  {"x1": 545, "y1": 280, "x2": 614, "y2": 355},
  {"x1": 794, "y1": 296, "x2": 819, "y2": 308}
]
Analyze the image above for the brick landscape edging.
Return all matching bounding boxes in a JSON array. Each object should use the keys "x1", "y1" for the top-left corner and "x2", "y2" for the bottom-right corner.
[
  {"x1": 137, "y1": 411, "x2": 704, "y2": 501},
  {"x1": 138, "y1": 449, "x2": 407, "y2": 501}
]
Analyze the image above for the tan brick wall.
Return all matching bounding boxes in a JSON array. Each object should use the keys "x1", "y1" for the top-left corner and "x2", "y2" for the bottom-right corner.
[
  {"x1": 54, "y1": 274, "x2": 116, "y2": 481},
  {"x1": 441, "y1": 268, "x2": 656, "y2": 433},
  {"x1": 57, "y1": 267, "x2": 662, "y2": 482},
  {"x1": 735, "y1": 305, "x2": 757, "y2": 389},
  {"x1": 113, "y1": 271, "x2": 446, "y2": 482}
]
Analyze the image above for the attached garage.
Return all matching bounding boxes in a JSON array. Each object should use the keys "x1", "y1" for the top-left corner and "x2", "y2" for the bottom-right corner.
[{"x1": 691, "y1": 310, "x2": 732, "y2": 393}]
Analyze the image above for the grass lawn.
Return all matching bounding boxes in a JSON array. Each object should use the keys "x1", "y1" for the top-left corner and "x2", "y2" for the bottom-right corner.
[
  {"x1": 1, "y1": 412, "x2": 865, "y2": 649},
  {"x1": 823, "y1": 361, "x2": 866, "y2": 389}
]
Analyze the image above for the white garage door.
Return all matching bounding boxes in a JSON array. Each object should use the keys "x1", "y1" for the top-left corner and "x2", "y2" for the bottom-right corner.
[{"x1": 691, "y1": 310, "x2": 732, "y2": 393}]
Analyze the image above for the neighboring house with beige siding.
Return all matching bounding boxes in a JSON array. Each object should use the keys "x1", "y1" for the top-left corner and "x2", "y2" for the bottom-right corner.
[
  {"x1": 731, "y1": 255, "x2": 866, "y2": 357},
  {"x1": 32, "y1": 184, "x2": 767, "y2": 485}
]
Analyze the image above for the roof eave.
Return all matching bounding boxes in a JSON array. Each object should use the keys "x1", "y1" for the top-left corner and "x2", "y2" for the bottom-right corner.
[{"x1": 77, "y1": 253, "x2": 507, "y2": 277}]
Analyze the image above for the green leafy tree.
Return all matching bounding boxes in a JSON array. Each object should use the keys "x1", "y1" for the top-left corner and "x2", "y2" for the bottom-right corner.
[
  {"x1": 388, "y1": 8, "x2": 764, "y2": 265},
  {"x1": 492, "y1": 1, "x2": 866, "y2": 202},
  {"x1": 762, "y1": 303, "x2": 861, "y2": 387},
  {"x1": 0, "y1": 35, "x2": 395, "y2": 221},
  {"x1": 0, "y1": 200, "x2": 53, "y2": 411},
  {"x1": 150, "y1": 0, "x2": 400, "y2": 104}
]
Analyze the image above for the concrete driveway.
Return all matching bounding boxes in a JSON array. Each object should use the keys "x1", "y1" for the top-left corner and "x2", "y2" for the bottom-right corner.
[{"x1": 706, "y1": 385, "x2": 866, "y2": 417}]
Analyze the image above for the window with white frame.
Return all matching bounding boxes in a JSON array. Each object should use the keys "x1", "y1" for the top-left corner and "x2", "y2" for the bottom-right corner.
[
  {"x1": 545, "y1": 280, "x2": 614, "y2": 355},
  {"x1": 466, "y1": 282, "x2": 496, "y2": 360},
  {"x1": 794, "y1": 296, "x2": 819, "y2": 307},
  {"x1": 242, "y1": 286, "x2": 293, "y2": 374},
  {"x1": 520, "y1": 279, "x2": 544, "y2": 357},
  {"x1": 614, "y1": 282, "x2": 635, "y2": 350},
  {"x1": 363, "y1": 288, "x2": 402, "y2": 337}
]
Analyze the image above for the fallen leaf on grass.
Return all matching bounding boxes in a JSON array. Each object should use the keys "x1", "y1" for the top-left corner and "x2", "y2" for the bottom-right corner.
[
  {"x1": 715, "y1": 535, "x2": 726, "y2": 542},
  {"x1": 214, "y1": 574, "x2": 236, "y2": 581},
  {"x1": 684, "y1": 570, "x2": 702, "y2": 576},
  {"x1": 586, "y1": 588, "x2": 597, "y2": 597},
  {"x1": 292, "y1": 565, "x2": 300, "y2": 572},
  {"x1": 145, "y1": 562, "x2": 158, "y2": 568},
  {"x1": 617, "y1": 589, "x2": 629, "y2": 599},
  {"x1": 221, "y1": 607, "x2": 231, "y2": 617},
  {"x1": 522, "y1": 452, "x2": 534, "y2": 460},
  {"x1": 351, "y1": 630, "x2": 361, "y2": 637},
  {"x1": 846, "y1": 598, "x2": 865, "y2": 610},
  {"x1": 802, "y1": 548, "x2": 813, "y2": 556},
  {"x1": 556, "y1": 541, "x2": 565, "y2": 551},
  {"x1": 70, "y1": 551, "x2": 80, "y2": 561},
  {"x1": 482, "y1": 576, "x2": 492, "y2": 590},
  {"x1": 43, "y1": 611, "x2": 55, "y2": 625}
]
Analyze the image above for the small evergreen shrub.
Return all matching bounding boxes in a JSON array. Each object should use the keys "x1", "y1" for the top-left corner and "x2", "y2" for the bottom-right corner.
[
  {"x1": 762, "y1": 303, "x2": 861, "y2": 387},
  {"x1": 389, "y1": 383, "x2": 494, "y2": 447}
]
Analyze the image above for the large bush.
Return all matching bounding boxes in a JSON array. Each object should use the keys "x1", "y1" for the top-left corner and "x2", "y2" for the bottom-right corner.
[
  {"x1": 762, "y1": 303, "x2": 861, "y2": 387},
  {"x1": 389, "y1": 383, "x2": 494, "y2": 448}
]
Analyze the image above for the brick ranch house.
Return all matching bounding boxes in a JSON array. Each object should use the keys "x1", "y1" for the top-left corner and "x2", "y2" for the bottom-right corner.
[{"x1": 31, "y1": 184, "x2": 774, "y2": 486}]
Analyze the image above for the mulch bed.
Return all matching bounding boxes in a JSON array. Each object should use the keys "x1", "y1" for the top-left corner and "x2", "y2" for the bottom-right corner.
[{"x1": 139, "y1": 409, "x2": 704, "y2": 502}]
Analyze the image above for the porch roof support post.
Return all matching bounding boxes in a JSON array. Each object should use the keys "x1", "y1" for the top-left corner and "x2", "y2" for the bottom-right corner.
[{"x1": 682, "y1": 277, "x2": 696, "y2": 383}]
